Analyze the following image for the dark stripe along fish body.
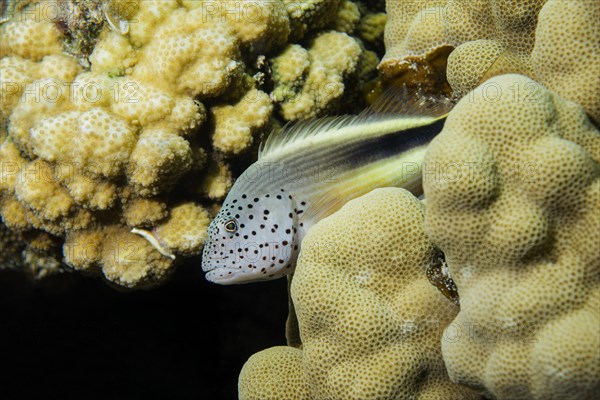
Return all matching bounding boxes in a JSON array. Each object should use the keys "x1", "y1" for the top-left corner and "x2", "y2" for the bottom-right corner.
[{"x1": 202, "y1": 90, "x2": 453, "y2": 284}]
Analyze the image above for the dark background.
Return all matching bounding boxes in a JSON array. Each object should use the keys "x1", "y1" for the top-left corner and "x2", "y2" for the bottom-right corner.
[{"x1": 0, "y1": 261, "x2": 289, "y2": 400}]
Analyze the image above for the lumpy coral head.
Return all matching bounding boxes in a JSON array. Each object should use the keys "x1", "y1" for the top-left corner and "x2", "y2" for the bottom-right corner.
[
  {"x1": 424, "y1": 74, "x2": 600, "y2": 399},
  {"x1": 382, "y1": 0, "x2": 600, "y2": 124},
  {"x1": 239, "y1": 188, "x2": 480, "y2": 400}
]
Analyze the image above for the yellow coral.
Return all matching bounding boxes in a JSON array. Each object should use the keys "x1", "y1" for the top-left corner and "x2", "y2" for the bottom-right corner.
[
  {"x1": 183, "y1": 0, "x2": 291, "y2": 54},
  {"x1": 126, "y1": 0, "x2": 180, "y2": 47},
  {"x1": 29, "y1": 107, "x2": 137, "y2": 178},
  {"x1": 381, "y1": 0, "x2": 447, "y2": 62},
  {"x1": 239, "y1": 346, "x2": 310, "y2": 400},
  {"x1": 0, "y1": 7, "x2": 62, "y2": 60},
  {"x1": 59, "y1": 172, "x2": 118, "y2": 211},
  {"x1": 132, "y1": 7, "x2": 242, "y2": 98},
  {"x1": 270, "y1": 44, "x2": 310, "y2": 90},
  {"x1": 100, "y1": 226, "x2": 175, "y2": 288},
  {"x1": 424, "y1": 74, "x2": 600, "y2": 399},
  {"x1": 0, "y1": 195, "x2": 29, "y2": 231},
  {"x1": 122, "y1": 198, "x2": 168, "y2": 228},
  {"x1": 0, "y1": 0, "x2": 381, "y2": 288},
  {"x1": 1, "y1": 54, "x2": 81, "y2": 119},
  {"x1": 272, "y1": 31, "x2": 367, "y2": 120},
  {"x1": 63, "y1": 227, "x2": 105, "y2": 275},
  {"x1": 89, "y1": 30, "x2": 137, "y2": 74},
  {"x1": 357, "y1": 12, "x2": 387, "y2": 44},
  {"x1": 199, "y1": 158, "x2": 233, "y2": 201},
  {"x1": 334, "y1": 0, "x2": 361, "y2": 34},
  {"x1": 530, "y1": 0, "x2": 600, "y2": 124},
  {"x1": 153, "y1": 202, "x2": 211, "y2": 256},
  {"x1": 14, "y1": 160, "x2": 80, "y2": 230},
  {"x1": 281, "y1": 0, "x2": 343, "y2": 41},
  {"x1": 211, "y1": 88, "x2": 272, "y2": 154},
  {"x1": 127, "y1": 128, "x2": 193, "y2": 196},
  {"x1": 240, "y1": 188, "x2": 479, "y2": 399},
  {"x1": 382, "y1": 0, "x2": 600, "y2": 123}
]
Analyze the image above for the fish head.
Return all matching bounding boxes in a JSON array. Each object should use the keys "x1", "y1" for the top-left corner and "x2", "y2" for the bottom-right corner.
[{"x1": 202, "y1": 191, "x2": 299, "y2": 284}]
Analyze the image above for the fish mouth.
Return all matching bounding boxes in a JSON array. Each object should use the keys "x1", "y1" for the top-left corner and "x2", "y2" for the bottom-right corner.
[
  {"x1": 201, "y1": 259, "x2": 223, "y2": 272},
  {"x1": 205, "y1": 268, "x2": 256, "y2": 285}
]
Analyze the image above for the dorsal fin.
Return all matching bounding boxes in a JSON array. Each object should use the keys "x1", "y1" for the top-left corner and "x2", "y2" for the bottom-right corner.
[
  {"x1": 258, "y1": 115, "x2": 358, "y2": 159},
  {"x1": 259, "y1": 87, "x2": 454, "y2": 160}
]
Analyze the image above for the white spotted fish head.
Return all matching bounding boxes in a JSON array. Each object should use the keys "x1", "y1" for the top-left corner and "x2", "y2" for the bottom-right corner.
[{"x1": 202, "y1": 190, "x2": 300, "y2": 284}]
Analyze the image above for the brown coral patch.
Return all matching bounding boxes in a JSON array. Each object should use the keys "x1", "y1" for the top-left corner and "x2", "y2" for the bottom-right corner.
[{"x1": 378, "y1": 44, "x2": 454, "y2": 96}]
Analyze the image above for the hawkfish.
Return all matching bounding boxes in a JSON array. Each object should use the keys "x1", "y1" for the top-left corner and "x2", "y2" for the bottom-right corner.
[{"x1": 202, "y1": 89, "x2": 452, "y2": 284}]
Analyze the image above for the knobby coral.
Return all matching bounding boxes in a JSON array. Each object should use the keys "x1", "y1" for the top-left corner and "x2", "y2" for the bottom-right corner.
[
  {"x1": 424, "y1": 74, "x2": 600, "y2": 399},
  {"x1": 0, "y1": 0, "x2": 384, "y2": 286},
  {"x1": 380, "y1": 0, "x2": 600, "y2": 125},
  {"x1": 239, "y1": 188, "x2": 480, "y2": 399}
]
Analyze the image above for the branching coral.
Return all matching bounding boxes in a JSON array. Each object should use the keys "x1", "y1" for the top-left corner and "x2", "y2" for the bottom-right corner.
[
  {"x1": 239, "y1": 188, "x2": 480, "y2": 400},
  {"x1": 424, "y1": 74, "x2": 600, "y2": 399},
  {"x1": 0, "y1": 0, "x2": 382, "y2": 287},
  {"x1": 270, "y1": 31, "x2": 376, "y2": 120}
]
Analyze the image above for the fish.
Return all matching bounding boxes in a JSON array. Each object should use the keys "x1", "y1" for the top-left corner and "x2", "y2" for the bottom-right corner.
[{"x1": 201, "y1": 89, "x2": 453, "y2": 284}]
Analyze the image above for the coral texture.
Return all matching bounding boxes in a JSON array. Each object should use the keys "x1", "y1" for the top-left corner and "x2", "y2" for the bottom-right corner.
[
  {"x1": 381, "y1": 0, "x2": 600, "y2": 124},
  {"x1": 424, "y1": 74, "x2": 600, "y2": 399},
  {"x1": 239, "y1": 188, "x2": 480, "y2": 399},
  {"x1": 270, "y1": 30, "x2": 376, "y2": 120},
  {"x1": 0, "y1": 0, "x2": 383, "y2": 286}
]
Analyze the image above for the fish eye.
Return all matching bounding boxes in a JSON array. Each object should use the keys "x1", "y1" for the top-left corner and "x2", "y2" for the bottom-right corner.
[{"x1": 223, "y1": 219, "x2": 238, "y2": 233}]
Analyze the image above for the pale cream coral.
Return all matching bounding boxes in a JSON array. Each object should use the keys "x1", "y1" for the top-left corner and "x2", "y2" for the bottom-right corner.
[
  {"x1": 211, "y1": 88, "x2": 272, "y2": 154},
  {"x1": 183, "y1": 0, "x2": 291, "y2": 54},
  {"x1": 64, "y1": 224, "x2": 177, "y2": 288},
  {"x1": 382, "y1": 0, "x2": 600, "y2": 123},
  {"x1": 0, "y1": 8, "x2": 62, "y2": 60},
  {"x1": 127, "y1": 128, "x2": 193, "y2": 197},
  {"x1": 14, "y1": 160, "x2": 77, "y2": 228},
  {"x1": 104, "y1": 75, "x2": 205, "y2": 133},
  {"x1": 270, "y1": 44, "x2": 310, "y2": 98},
  {"x1": 153, "y1": 202, "x2": 211, "y2": 256},
  {"x1": 89, "y1": 30, "x2": 137, "y2": 74},
  {"x1": 281, "y1": 0, "x2": 343, "y2": 41},
  {"x1": 530, "y1": 0, "x2": 600, "y2": 124},
  {"x1": 122, "y1": 198, "x2": 168, "y2": 228},
  {"x1": 271, "y1": 31, "x2": 367, "y2": 120},
  {"x1": 239, "y1": 346, "x2": 310, "y2": 400},
  {"x1": 334, "y1": 0, "x2": 360, "y2": 34},
  {"x1": 239, "y1": 188, "x2": 479, "y2": 399},
  {"x1": 59, "y1": 172, "x2": 118, "y2": 211},
  {"x1": 381, "y1": 0, "x2": 448, "y2": 64},
  {"x1": 100, "y1": 226, "x2": 176, "y2": 288},
  {"x1": 1, "y1": 54, "x2": 81, "y2": 119},
  {"x1": 446, "y1": 39, "x2": 531, "y2": 96},
  {"x1": 132, "y1": 7, "x2": 242, "y2": 98},
  {"x1": 9, "y1": 77, "x2": 76, "y2": 156},
  {"x1": 1, "y1": 0, "x2": 382, "y2": 288},
  {"x1": 63, "y1": 227, "x2": 105, "y2": 275},
  {"x1": 29, "y1": 107, "x2": 137, "y2": 178},
  {"x1": 126, "y1": 0, "x2": 180, "y2": 47},
  {"x1": 0, "y1": 139, "x2": 27, "y2": 193},
  {"x1": 357, "y1": 11, "x2": 387, "y2": 44},
  {"x1": 0, "y1": 195, "x2": 29, "y2": 231},
  {"x1": 424, "y1": 74, "x2": 600, "y2": 399},
  {"x1": 63, "y1": 220, "x2": 188, "y2": 287},
  {"x1": 0, "y1": 0, "x2": 216, "y2": 288},
  {"x1": 198, "y1": 158, "x2": 233, "y2": 201}
]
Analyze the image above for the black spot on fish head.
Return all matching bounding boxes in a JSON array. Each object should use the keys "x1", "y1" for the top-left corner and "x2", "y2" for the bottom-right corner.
[{"x1": 202, "y1": 191, "x2": 301, "y2": 284}]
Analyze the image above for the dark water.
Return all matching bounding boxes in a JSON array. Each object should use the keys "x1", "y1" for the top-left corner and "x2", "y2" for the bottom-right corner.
[{"x1": 0, "y1": 262, "x2": 288, "y2": 400}]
